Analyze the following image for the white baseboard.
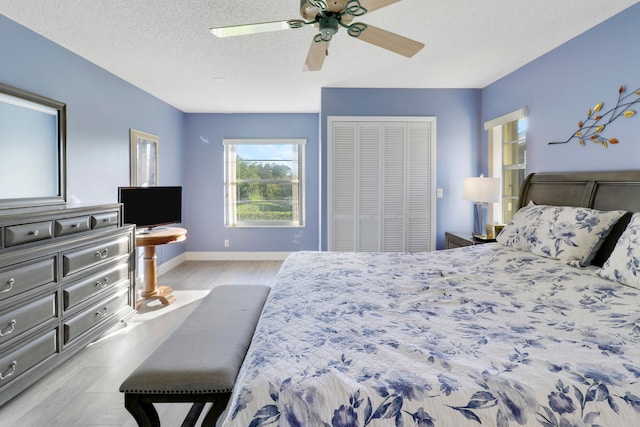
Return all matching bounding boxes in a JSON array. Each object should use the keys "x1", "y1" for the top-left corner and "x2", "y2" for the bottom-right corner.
[
  {"x1": 153, "y1": 252, "x2": 291, "y2": 280},
  {"x1": 185, "y1": 251, "x2": 291, "y2": 261},
  {"x1": 157, "y1": 253, "x2": 187, "y2": 276}
]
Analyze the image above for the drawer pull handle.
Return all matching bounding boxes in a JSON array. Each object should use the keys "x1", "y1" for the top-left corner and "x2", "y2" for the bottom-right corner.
[
  {"x1": 95, "y1": 307, "x2": 109, "y2": 318},
  {"x1": 95, "y1": 249, "x2": 109, "y2": 259},
  {"x1": 71, "y1": 223, "x2": 80, "y2": 229},
  {"x1": 0, "y1": 319, "x2": 16, "y2": 337},
  {"x1": 0, "y1": 361, "x2": 17, "y2": 381},
  {"x1": 103, "y1": 218, "x2": 112, "y2": 223},
  {"x1": 1, "y1": 278, "x2": 15, "y2": 293},
  {"x1": 95, "y1": 277, "x2": 110, "y2": 288},
  {"x1": 28, "y1": 230, "x2": 39, "y2": 237}
]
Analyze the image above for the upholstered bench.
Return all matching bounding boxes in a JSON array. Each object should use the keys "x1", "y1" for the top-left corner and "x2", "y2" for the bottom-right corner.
[{"x1": 119, "y1": 284, "x2": 270, "y2": 427}]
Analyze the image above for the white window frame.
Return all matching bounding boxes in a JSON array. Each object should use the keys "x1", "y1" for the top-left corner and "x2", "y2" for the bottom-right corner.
[
  {"x1": 223, "y1": 138, "x2": 306, "y2": 228},
  {"x1": 485, "y1": 107, "x2": 528, "y2": 225}
]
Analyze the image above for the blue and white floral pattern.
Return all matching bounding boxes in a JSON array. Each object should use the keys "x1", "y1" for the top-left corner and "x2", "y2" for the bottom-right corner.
[
  {"x1": 220, "y1": 247, "x2": 640, "y2": 426},
  {"x1": 495, "y1": 201, "x2": 539, "y2": 251},
  {"x1": 598, "y1": 212, "x2": 640, "y2": 289},
  {"x1": 496, "y1": 204, "x2": 625, "y2": 266}
]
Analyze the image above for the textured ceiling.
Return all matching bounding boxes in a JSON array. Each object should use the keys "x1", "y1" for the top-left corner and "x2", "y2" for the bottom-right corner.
[{"x1": 1, "y1": 0, "x2": 638, "y2": 113}]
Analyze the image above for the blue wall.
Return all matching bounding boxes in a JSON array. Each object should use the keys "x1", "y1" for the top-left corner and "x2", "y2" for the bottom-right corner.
[
  {"x1": 320, "y1": 88, "x2": 482, "y2": 250},
  {"x1": 183, "y1": 113, "x2": 320, "y2": 252},
  {"x1": 482, "y1": 3, "x2": 640, "y2": 175},
  {"x1": 3, "y1": 3, "x2": 640, "y2": 260},
  {"x1": 0, "y1": 15, "x2": 186, "y2": 263}
]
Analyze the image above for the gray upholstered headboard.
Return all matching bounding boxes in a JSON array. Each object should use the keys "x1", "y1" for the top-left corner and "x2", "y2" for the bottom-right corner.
[{"x1": 518, "y1": 170, "x2": 640, "y2": 265}]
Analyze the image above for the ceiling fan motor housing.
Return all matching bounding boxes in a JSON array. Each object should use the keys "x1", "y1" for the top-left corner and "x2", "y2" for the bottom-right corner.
[{"x1": 318, "y1": 14, "x2": 340, "y2": 39}]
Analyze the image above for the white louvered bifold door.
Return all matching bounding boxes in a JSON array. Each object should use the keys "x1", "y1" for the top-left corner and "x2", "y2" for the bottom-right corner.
[
  {"x1": 328, "y1": 117, "x2": 435, "y2": 252},
  {"x1": 330, "y1": 122, "x2": 357, "y2": 251},
  {"x1": 357, "y1": 123, "x2": 382, "y2": 251},
  {"x1": 406, "y1": 121, "x2": 434, "y2": 252},
  {"x1": 382, "y1": 122, "x2": 406, "y2": 251}
]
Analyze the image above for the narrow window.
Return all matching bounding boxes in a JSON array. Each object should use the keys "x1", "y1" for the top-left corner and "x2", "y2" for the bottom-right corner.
[
  {"x1": 224, "y1": 139, "x2": 305, "y2": 227},
  {"x1": 485, "y1": 108, "x2": 527, "y2": 225}
]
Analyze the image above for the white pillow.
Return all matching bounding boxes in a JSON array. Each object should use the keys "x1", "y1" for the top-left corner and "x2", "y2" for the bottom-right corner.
[
  {"x1": 497, "y1": 204, "x2": 625, "y2": 266},
  {"x1": 597, "y1": 212, "x2": 640, "y2": 288}
]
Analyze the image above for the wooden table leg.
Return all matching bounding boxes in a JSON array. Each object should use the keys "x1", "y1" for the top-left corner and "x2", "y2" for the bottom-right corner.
[{"x1": 136, "y1": 245, "x2": 175, "y2": 307}]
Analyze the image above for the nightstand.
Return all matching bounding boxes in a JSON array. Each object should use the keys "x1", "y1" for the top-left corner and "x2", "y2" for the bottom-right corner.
[{"x1": 445, "y1": 231, "x2": 496, "y2": 249}]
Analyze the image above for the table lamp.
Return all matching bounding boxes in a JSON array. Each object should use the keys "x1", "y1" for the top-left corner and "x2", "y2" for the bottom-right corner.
[{"x1": 463, "y1": 175, "x2": 501, "y2": 238}]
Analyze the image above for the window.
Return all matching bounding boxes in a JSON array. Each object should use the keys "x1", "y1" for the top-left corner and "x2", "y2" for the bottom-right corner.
[
  {"x1": 224, "y1": 139, "x2": 305, "y2": 227},
  {"x1": 485, "y1": 108, "x2": 527, "y2": 225}
]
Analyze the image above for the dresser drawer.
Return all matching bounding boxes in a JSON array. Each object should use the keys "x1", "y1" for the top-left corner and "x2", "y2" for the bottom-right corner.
[
  {"x1": 63, "y1": 263, "x2": 129, "y2": 311},
  {"x1": 91, "y1": 212, "x2": 119, "y2": 230},
  {"x1": 0, "y1": 293, "x2": 57, "y2": 346},
  {"x1": 63, "y1": 288, "x2": 129, "y2": 345},
  {"x1": 0, "y1": 257, "x2": 56, "y2": 303},
  {"x1": 4, "y1": 221, "x2": 53, "y2": 247},
  {"x1": 62, "y1": 235, "x2": 130, "y2": 277},
  {"x1": 0, "y1": 329, "x2": 57, "y2": 389},
  {"x1": 54, "y1": 216, "x2": 91, "y2": 237}
]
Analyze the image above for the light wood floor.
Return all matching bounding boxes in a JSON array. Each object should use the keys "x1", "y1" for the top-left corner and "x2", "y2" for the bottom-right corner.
[{"x1": 0, "y1": 260, "x2": 283, "y2": 427}]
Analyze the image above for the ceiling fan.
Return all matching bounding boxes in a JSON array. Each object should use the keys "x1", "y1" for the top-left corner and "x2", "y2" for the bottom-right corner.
[{"x1": 210, "y1": 0, "x2": 425, "y2": 71}]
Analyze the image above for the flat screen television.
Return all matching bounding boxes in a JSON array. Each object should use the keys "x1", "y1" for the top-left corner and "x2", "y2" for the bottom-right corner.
[{"x1": 118, "y1": 186, "x2": 182, "y2": 232}]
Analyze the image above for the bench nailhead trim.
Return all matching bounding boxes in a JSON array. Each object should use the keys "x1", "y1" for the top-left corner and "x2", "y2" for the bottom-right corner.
[{"x1": 122, "y1": 388, "x2": 232, "y2": 394}]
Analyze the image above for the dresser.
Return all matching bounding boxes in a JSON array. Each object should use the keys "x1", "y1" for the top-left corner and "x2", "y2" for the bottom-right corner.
[{"x1": 0, "y1": 203, "x2": 135, "y2": 406}]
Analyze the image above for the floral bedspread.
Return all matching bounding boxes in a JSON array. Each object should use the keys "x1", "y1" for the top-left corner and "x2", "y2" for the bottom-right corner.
[{"x1": 219, "y1": 246, "x2": 640, "y2": 426}]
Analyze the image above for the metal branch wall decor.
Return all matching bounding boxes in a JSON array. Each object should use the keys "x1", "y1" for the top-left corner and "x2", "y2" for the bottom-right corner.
[{"x1": 549, "y1": 85, "x2": 640, "y2": 148}]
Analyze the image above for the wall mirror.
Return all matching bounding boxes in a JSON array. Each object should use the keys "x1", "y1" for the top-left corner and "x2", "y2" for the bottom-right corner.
[
  {"x1": 0, "y1": 82, "x2": 66, "y2": 209},
  {"x1": 130, "y1": 129, "x2": 158, "y2": 187}
]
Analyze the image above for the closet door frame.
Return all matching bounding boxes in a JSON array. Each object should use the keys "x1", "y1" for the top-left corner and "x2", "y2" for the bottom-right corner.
[{"x1": 327, "y1": 116, "x2": 437, "y2": 252}]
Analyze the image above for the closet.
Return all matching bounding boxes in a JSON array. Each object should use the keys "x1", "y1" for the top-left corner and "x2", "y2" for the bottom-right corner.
[{"x1": 328, "y1": 117, "x2": 436, "y2": 252}]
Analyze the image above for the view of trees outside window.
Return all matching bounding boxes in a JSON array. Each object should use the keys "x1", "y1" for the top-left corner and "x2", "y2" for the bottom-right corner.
[{"x1": 226, "y1": 142, "x2": 303, "y2": 226}]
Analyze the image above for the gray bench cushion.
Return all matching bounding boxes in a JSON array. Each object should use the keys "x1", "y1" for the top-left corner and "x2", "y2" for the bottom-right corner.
[{"x1": 120, "y1": 284, "x2": 270, "y2": 394}]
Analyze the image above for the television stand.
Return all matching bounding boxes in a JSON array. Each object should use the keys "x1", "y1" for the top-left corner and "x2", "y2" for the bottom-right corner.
[{"x1": 135, "y1": 227, "x2": 187, "y2": 308}]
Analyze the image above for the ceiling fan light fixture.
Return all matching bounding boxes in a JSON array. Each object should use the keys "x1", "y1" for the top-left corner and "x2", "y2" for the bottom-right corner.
[{"x1": 318, "y1": 14, "x2": 340, "y2": 39}]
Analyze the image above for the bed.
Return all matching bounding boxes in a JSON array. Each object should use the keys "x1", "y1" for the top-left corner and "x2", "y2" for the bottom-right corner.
[{"x1": 219, "y1": 171, "x2": 640, "y2": 427}]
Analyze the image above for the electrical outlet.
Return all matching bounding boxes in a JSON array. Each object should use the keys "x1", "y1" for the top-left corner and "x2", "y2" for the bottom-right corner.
[{"x1": 224, "y1": 239, "x2": 230, "y2": 248}]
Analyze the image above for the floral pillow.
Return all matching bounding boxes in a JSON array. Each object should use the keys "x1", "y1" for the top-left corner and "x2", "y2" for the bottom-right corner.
[
  {"x1": 495, "y1": 202, "x2": 540, "y2": 251},
  {"x1": 597, "y1": 212, "x2": 640, "y2": 288},
  {"x1": 497, "y1": 203, "x2": 625, "y2": 266}
]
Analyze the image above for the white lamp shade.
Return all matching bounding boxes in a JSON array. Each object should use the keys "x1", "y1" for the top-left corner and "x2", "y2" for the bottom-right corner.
[{"x1": 463, "y1": 176, "x2": 501, "y2": 203}]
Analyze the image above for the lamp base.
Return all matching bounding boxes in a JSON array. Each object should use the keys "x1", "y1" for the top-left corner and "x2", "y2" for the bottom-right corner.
[{"x1": 473, "y1": 202, "x2": 488, "y2": 237}]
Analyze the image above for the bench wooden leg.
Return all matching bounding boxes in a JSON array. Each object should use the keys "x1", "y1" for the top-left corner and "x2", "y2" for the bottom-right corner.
[
  {"x1": 181, "y1": 402, "x2": 206, "y2": 427},
  {"x1": 124, "y1": 393, "x2": 160, "y2": 427},
  {"x1": 202, "y1": 392, "x2": 231, "y2": 427}
]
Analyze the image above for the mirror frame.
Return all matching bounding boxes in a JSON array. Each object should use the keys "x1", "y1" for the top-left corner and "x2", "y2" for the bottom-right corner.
[{"x1": 0, "y1": 82, "x2": 67, "y2": 209}]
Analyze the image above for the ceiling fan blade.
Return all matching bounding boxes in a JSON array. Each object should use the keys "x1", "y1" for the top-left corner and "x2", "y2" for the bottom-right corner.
[
  {"x1": 210, "y1": 20, "x2": 298, "y2": 38},
  {"x1": 300, "y1": 1, "x2": 327, "y2": 20},
  {"x1": 304, "y1": 40, "x2": 330, "y2": 71},
  {"x1": 351, "y1": 23, "x2": 424, "y2": 57},
  {"x1": 359, "y1": 0, "x2": 402, "y2": 11},
  {"x1": 341, "y1": 0, "x2": 401, "y2": 24}
]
